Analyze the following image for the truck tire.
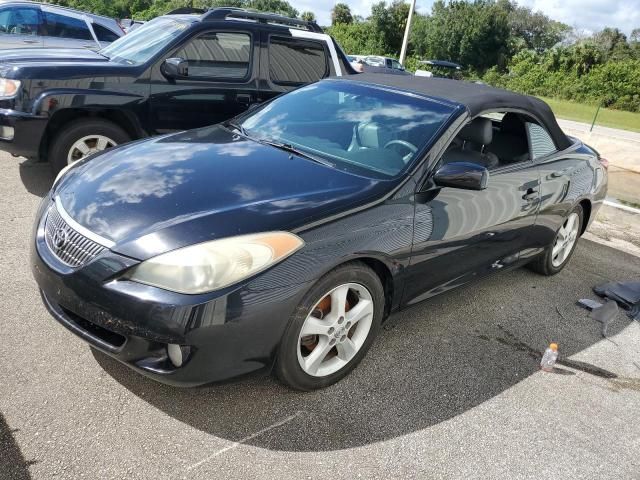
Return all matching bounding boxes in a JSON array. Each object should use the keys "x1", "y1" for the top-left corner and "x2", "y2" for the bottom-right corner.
[{"x1": 49, "y1": 118, "x2": 131, "y2": 175}]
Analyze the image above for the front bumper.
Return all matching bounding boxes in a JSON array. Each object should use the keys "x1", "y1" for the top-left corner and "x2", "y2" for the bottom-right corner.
[
  {"x1": 31, "y1": 200, "x2": 312, "y2": 387},
  {"x1": 0, "y1": 108, "x2": 47, "y2": 159}
]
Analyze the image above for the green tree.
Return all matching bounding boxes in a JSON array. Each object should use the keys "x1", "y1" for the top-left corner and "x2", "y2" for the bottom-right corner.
[
  {"x1": 422, "y1": 0, "x2": 510, "y2": 72},
  {"x1": 246, "y1": 0, "x2": 298, "y2": 17},
  {"x1": 301, "y1": 11, "x2": 316, "y2": 22},
  {"x1": 505, "y1": 3, "x2": 570, "y2": 53},
  {"x1": 331, "y1": 3, "x2": 353, "y2": 25}
]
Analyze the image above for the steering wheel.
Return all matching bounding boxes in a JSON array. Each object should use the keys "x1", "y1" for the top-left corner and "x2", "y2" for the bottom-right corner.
[{"x1": 384, "y1": 139, "x2": 418, "y2": 163}]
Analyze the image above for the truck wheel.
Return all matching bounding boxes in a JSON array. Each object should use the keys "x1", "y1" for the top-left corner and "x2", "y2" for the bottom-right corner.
[{"x1": 49, "y1": 119, "x2": 131, "y2": 175}]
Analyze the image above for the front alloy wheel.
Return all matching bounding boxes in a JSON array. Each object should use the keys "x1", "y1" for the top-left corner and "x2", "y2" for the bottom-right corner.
[
  {"x1": 67, "y1": 135, "x2": 117, "y2": 164},
  {"x1": 297, "y1": 283, "x2": 374, "y2": 377},
  {"x1": 276, "y1": 262, "x2": 385, "y2": 390}
]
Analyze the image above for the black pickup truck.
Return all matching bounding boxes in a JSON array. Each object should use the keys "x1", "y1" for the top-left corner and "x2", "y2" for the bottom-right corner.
[{"x1": 0, "y1": 8, "x2": 354, "y2": 173}]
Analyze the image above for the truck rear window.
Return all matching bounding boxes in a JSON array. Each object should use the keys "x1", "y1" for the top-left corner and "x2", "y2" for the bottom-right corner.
[{"x1": 269, "y1": 36, "x2": 328, "y2": 86}]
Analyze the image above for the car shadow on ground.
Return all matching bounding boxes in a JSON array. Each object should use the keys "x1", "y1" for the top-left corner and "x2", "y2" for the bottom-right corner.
[
  {"x1": 93, "y1": 245, "x2": 638, "y2": 452},
  {"x1": 0, "y1": 413, "x2": 34, "y2": 479},
  {"x1": 19, "y1": 159, "x2": 54, "y2": 198}
]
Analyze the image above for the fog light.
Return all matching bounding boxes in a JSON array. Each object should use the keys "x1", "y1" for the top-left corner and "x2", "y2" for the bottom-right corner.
[
  {"x1": 0, "y1": 126, "x2": 14, "y2": 140},
  {"x1": 167, "y1": 344, "x2": 190, "y2": 368}
]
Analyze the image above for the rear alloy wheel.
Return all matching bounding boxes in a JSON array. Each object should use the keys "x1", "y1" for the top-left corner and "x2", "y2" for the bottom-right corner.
[
  {"x1": 528, "y1": 204, "x2": 583, "y2": 276},
  {"x1": 551, "y1": 212, "x2": 580, "y2": 267},
  {"x1": 276, "y1": 262, "x2": 384, "y2": 390}
]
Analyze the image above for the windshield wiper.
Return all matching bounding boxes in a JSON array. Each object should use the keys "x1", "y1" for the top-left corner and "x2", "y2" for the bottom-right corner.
[
  {"x1": 226, "y1": 121, "x2": 249, "y2": 137},
  {"x1": 96, "y1": 51, "x2": 110, "y2": 60},
  {"x1": 257, "y1": 139, "x2": 335, "y2": 168}
]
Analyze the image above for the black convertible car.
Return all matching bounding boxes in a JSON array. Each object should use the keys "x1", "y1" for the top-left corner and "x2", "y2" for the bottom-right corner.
[{"x1": 31, "y1": 74, "x2": 608, "y2": 390}]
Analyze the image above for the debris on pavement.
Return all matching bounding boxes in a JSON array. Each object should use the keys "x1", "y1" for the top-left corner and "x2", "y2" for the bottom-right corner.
[
  {"x1": 577, "y1": 298, "x2": 603, "y2": 311},
  {"x1": 590, "y1": 300, "x2": 619, "y2": 337},
  {"x1": 594, "y1": 281, "x2": 640, "y2": 320}
]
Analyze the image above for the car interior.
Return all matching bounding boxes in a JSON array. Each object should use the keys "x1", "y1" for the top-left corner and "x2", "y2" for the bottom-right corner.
[{"x1": 441, "y1": 113, "x2": 534, "y2": 170}]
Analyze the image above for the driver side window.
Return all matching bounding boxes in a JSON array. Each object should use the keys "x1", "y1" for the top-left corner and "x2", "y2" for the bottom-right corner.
[{"x1": 174, "y1": 32, "x2": 251, "y2": 80}]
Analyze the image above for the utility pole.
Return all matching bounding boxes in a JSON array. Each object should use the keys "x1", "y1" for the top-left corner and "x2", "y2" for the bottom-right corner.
[{"x1": 399, "y1": 0, "x2": 416, "y2": 65}]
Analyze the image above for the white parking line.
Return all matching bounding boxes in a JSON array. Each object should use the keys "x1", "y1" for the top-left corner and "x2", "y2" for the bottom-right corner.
[
  {"x1": 183, "y1": 411, "x2": 303, "y2": 473},
  {"x1": 604, "y1": 199, "x2": 640, "y2": 214}
]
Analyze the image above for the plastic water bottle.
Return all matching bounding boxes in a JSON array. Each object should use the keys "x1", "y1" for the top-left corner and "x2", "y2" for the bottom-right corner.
[{"x1": 540, "y1": 343, "x2": 558, "y2": 372}]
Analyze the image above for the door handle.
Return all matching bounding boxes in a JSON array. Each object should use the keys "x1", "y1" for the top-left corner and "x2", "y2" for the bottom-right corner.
[
  {"x1": 522, "y1": 188, "x2": 538, "y2": 201},
  {"x1": 22, "y1": 39, "x2": 39, "y2": 44}
]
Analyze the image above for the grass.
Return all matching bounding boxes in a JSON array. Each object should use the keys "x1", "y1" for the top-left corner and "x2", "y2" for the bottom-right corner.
[{"x1": 538, "y1": 96, "x2": 640, "y2": 133}]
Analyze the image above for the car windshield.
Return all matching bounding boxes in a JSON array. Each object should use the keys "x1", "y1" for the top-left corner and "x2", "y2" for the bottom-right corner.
[
  {"x1": 238, "y1": 81, "x2": 457, "y2": 178},
  {"x1": 100, "y1": 17, "x2": 191, "y2": 65}
]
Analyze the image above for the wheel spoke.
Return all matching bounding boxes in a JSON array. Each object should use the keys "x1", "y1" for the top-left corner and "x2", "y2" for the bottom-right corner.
[
  {"x1": 76, "y1": 142, "x2": 90, "y2": 155},
  {"x1": 300, "y1": 316, "x2": 331, "y2": 337},
  {"x1": 336, "y1": 338, "x2": 357, "y2": 362},
  {"x1": 303, "y1": 338, "x2": 333, "y2": 375},
  {"x1": 97, "y1": 137, "x2": 110, "y2": 150},
  {"x1": 330, "y1": 285, "x2": 349, "y2": 318},
  {"x1": 552, "y1": 240, "x2": 562, "y2": 257},
  {"x1": 345, "y1": 298, "x2": 373, "y2": 325}
]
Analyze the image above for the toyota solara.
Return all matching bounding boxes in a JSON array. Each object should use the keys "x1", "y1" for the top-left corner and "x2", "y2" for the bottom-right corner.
[{"x1": 31, "y1": 74, "x2": 608, "y2": 390}]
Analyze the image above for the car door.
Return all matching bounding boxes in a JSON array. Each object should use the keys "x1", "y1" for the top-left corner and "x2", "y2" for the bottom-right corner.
[
  {"x1": 149, "y1": 28, "x2": 259, "y2": 134},
  {"x1": 0, "y1": 5, "x2": 44, "y2": 48},
  {"x1": 41, "y1": 8, "x2": 98, "y2": 50},
  {"x1": 258, "y1": 30, "x2": 339, "y2": 103},
  {"x1": 403, "y1": 116, "x2": 541, "y2": 306}
]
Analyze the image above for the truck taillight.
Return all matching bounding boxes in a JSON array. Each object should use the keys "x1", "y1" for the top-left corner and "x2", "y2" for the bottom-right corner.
[{"x1": 599, "y1": 157, "x2": 609, "y2": 169}]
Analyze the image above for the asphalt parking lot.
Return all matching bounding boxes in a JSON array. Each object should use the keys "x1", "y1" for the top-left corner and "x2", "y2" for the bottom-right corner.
[{"x1": 1, "y1": 155, "x2": 639, "y2": 480}]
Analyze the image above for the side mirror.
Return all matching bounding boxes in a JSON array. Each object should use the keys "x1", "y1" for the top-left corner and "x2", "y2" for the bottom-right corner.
[
  {"x1": 162, "y1": 57, "x2": 188, "y2": 79},
  {"x1": 433, "y1": 162, "x2": 489, "y2": 191}
]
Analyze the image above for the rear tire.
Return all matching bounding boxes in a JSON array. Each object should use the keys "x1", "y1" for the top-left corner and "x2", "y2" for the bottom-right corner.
[
  {"x1": 528, "y1": 204, "x2": 583, "y2": 276},
  {"x1": 48, "y1": 118, "x2": 131, "y2": 175},
  {"x1": 276, "y1": 262, "x2": 385, "y2": 391}
]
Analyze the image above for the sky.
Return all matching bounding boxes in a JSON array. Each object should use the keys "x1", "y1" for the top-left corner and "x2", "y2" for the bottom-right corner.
[{"x1": 298, "y1": 0, "x2": 640, "y2": 35}]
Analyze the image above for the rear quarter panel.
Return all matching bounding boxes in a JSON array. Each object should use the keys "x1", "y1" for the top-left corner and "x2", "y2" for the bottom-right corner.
[{"x1": 532, "y1": 139, "x2": 606, "y2": 250}]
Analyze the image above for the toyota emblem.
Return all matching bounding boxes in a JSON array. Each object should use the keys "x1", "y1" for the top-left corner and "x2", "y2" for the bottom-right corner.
[{"x1": 52, "y1": 228, "x2": 69, "y2": 250}]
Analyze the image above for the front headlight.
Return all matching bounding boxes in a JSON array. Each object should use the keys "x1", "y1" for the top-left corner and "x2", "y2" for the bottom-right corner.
[
  {"x1": 0, "y1": 78, "x2": 21, "y2": 98},
  {"x1": 128, "y1": 232, "x2": 304, "y2": 294}
]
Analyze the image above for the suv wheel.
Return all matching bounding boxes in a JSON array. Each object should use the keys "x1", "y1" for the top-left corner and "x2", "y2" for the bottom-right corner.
[{"x1": 49, "y1": 119, "x2": 131, "y2": 174}]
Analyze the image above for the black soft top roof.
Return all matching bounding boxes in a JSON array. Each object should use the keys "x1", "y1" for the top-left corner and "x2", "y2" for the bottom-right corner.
[{"x1": 337, "y1": 73, "x2": 570, "y2": 150}]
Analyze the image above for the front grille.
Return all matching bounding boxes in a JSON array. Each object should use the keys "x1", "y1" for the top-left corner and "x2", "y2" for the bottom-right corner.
[{"x1": 45, "y1": 203, "x2": 106, "y2": 268}]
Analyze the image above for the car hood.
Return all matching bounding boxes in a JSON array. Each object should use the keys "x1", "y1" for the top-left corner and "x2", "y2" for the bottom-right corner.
[{"x1": 55, "y1": 126, "x2": 387, "y2": 260}]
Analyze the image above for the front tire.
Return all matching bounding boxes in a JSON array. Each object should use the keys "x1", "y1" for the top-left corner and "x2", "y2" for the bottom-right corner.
[
  {"x1": 528, "y1": 204, "x2": 583, "y2": 276},
  {"x1": 276, "y1": 262, "x2": 385, "y2": 391},
  {"x1": 48, "y1": 118, "x2": 131, "y2": 175}
]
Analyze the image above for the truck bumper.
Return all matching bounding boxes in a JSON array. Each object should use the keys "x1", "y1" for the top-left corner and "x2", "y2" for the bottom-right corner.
[{"x1": 0, "y1": 108, "x2": 47, "y2": 159}]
